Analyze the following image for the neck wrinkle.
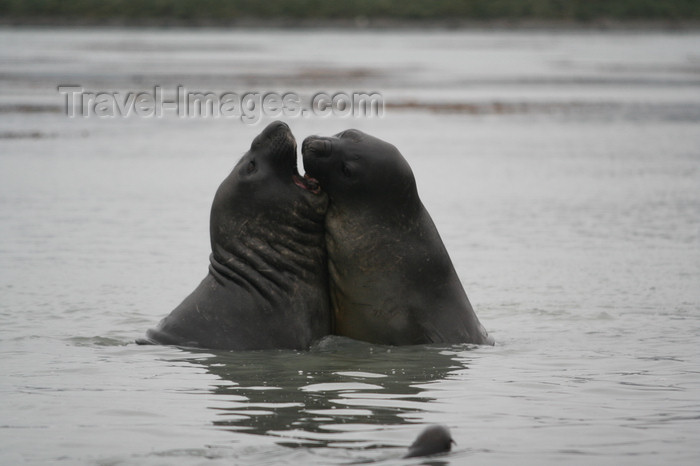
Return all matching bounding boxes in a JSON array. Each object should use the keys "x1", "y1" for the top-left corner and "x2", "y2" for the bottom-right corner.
[
  {"x1": 210, "y1": 222, "x2": 325, "y2": 301},
  {"x1": 211, "y1": 240, "x2": 291, "y2": 301}
]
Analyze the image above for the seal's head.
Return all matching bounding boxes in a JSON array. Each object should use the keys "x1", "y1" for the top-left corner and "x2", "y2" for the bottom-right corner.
[
  {"x1": 404, "y1": 424, "x2": 455, "y2": 458},
  {"x1": 301, "y1": 129, "x2": 418, "y2": 212},
  {"x1": 211, "y1": 121, "x2": 327, "y2": 256}
]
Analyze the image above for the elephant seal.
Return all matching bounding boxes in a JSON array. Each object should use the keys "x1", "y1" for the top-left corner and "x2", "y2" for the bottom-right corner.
[
  {"x1": 405, "y1": 425, "x2": 455, "y2": 458},
  {"x1": 140, "y1": 121, "x2": 330, "y2": 350},
  {"x1": 302, "y1": 129, "x2": 493, "y2": 346}
]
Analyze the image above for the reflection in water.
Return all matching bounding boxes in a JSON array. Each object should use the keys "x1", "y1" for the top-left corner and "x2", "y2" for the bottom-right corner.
[{"x1": 177, "y1": 337, "x2": 471, "y2": 450}]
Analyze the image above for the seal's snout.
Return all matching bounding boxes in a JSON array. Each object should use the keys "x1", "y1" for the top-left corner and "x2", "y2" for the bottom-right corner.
[
  {"x1": 302, "y1": 137, "x2": 331, "y2": 157},
  {"x1": 250, "y1": 120, "x2": 296, "y2": 159},
  {"x1": 252, "y1": 120, "x2": 293, "y2": 145},
  {"x1": 263, "y1": 120, "x2": 290, "y2": 136}
]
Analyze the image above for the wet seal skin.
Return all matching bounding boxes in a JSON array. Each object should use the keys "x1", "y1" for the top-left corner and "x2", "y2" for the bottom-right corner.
[
  {"x1": 302, "y1": 129, "x2": 493, "y2": 346},
  {"x1": 405, "y1": 424, "x2": 456, "y2": 458},
  {"x1": 138, "y1": 121, "x2": 330, "y2": 350}
]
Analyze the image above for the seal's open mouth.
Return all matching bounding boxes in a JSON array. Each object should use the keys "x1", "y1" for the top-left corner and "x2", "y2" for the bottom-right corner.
[
  {"x1": 287, "y1": 132, "x2": 321, "y2": 194},
  {"x1": 261, "y1": 121, "x2": 321, "y2": 195},
  {"x1": 293, "y1": 168, "x2": 321, "y2": 194}
]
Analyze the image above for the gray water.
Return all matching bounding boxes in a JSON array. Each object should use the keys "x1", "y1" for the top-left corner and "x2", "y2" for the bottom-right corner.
[{"x1": 1, "y1": 28, "x2": 699, "y2": 465}]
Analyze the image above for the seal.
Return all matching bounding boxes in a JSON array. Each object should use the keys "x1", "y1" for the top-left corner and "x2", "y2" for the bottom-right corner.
[
  {"x1": 302, "y1": 129, "x2": 493, "y2": 346},
  {"x1": 405, "y1": 425, "x2": 455, "y2": 458},
  {"x1": 140, "y1": 121, "x2": 330, "y2": 350}
]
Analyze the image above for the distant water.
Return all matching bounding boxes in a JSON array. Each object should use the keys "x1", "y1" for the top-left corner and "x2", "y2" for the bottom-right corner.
[{"x1": 1, "y1": 28, "x2": 699, "y2": 465}]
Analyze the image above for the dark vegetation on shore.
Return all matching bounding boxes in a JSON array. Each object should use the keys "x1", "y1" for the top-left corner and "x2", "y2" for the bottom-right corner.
[{"x1": 1, "y1": 0, "x2": 700, "y2": 26}]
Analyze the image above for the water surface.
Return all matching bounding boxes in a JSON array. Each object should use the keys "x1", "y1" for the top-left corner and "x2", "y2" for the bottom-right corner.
[{"x1": 1, "y1": 28, "x2": 699, "y2": 465}]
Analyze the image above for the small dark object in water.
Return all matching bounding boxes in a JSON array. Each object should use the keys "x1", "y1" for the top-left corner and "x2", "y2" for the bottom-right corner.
[{"x1": 404, "y1": 424, "x2": 455, "y2": 458}]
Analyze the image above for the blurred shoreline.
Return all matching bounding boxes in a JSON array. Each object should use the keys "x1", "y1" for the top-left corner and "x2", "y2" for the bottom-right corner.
[{"x1": 2, "y1": 17, "x2": 700, "y2": 31}]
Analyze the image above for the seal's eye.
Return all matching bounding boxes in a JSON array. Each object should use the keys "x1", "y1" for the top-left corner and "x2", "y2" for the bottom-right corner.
[
  {"x1": 341, "y1": 163, "x2": 352, "y2": 178},
  {"x1": 246, "y1": 160, "x2": 256, "y2": 173}
]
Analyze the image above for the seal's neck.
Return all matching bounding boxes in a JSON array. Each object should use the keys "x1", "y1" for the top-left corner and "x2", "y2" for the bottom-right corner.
[{"x1": 209, "y1": 219, "x2": 326, "y2": 300}]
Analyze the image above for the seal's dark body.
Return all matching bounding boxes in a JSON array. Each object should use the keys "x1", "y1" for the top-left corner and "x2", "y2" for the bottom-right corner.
[
  {"x1": 142, "y1": 122, "x2": 330, "y2": 350},
  {"x1": 303, "y1": 130, "x2": 493, "y2": 346}
]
